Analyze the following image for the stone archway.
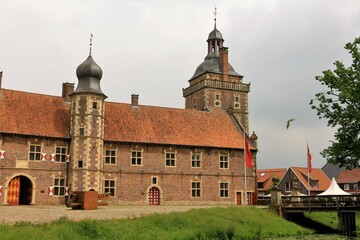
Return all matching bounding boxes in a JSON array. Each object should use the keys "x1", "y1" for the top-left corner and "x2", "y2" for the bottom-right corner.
[{"x1": 4, "y1": 174, "x2": 36, "y2": 205}]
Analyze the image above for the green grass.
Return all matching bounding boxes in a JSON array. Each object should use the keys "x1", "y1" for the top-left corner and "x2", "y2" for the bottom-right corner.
[
  {"x1": 0, "y1": 206, "x2": 313, "y2": 240},
  {"x1": 305, "y1": 212, "x2": 360, "y2": 230}
]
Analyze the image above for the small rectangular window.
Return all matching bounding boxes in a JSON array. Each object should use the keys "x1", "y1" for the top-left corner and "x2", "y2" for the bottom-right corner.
[
  {"x1": 285, "y1": 182, "x2": 291, "y2": 192},
  {"x1": 29, "y1": 144, "x2": 41, "y2": 160},
  {"x1": 192, "y1": 181, "x2": 201, "y2": 197},
  {"x1": 56, "y1": 146, "x2": 67, "y2": 162},
  {"x1": 79, "y1": 128, "x2": 85, "y2": 136},
  {"x1": 104, "y1": 179, "x2": 115, "y2": 196},
  {"x1": 219, "y1": 155, "x2": 229, "y2": 169},
  {"x1": 78, "y1": 160, "x2": 83, "y2": 168},
  {"x1": 92, "y1": 102, "x2": 98, "y2": 109},
  {"x1": 152, "y1": 177, "x2": 158, "y2": 185},
  {"x1": 105, "y1": 149, "x2": 116, "y2": 164},
  {"x1": 131, "y1": 150, "x2": 142, "y2": 166},
  {"x1": 220, "y1": 182, "x2": 229, "y2": 198},
  {"x1": 344, "y1": 184, "x2": 350, "y2": 191},
  {"x1": 191, "y1": 153, "x2": 201, "y2": 168},
  {"x1": 165, "y1": 152, "x2": 176, "y2": 167}
]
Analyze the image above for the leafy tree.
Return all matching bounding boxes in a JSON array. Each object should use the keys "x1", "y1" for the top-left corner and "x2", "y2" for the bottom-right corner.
[{"x1": 310, "y1": 37, "x2": 360, "y2": 169}]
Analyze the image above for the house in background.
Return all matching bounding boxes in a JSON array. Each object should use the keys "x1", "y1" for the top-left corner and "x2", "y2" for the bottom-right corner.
[
  {"x1": 336, "y1": 169, "x2": 360, "y2": 194},
  {"x1": 279, "y1": 167, "x2": 330, "y2": 196},
  {"x1": 322, "y1": 162, "x2": 345, "y2": 179},
  {"x1": 257, "y1": 168, "x2": 287, "y2": 196}
]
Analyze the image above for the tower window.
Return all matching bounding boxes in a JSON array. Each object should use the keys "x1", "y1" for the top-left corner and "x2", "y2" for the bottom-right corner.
[
  {"x1": 79, "y1": 128, "x2": 85, "y2": 136},
  {"x1": 78, "y1": 160, "x2": 84, "y2": 168},
  {"x1": 152, "y1": 177, "x2": 158, "y2": 185},
  {"x1": 92, "y1": 102, "x2": 98, "y2": 109}
]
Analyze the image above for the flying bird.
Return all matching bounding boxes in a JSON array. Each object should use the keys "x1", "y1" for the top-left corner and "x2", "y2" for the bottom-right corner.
[{"x1": 286, "y1": 118, "x2": 296, "y2": 129}]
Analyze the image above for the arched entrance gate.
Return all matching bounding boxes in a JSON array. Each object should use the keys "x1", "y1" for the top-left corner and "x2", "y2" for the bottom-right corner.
[{"x1": 7, "y1": 176, "x2": 33, "y2": 205}]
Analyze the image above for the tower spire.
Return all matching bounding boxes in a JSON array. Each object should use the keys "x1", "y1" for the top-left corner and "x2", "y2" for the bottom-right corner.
[
  {"x1": 213, "y1": 6, "x2": 217, "y2": 29},
  {"x1": 89, "y1": 33, "x2": 93, "y2": 56}
]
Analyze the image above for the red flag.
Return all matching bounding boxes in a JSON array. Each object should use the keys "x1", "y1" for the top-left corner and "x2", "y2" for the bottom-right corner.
[
  {"x1": 245, "y1": 137, "x2": 254, "y2": 168},
  {"x1": 307, "y1": 144, "x2": 312, "y2": 173}
]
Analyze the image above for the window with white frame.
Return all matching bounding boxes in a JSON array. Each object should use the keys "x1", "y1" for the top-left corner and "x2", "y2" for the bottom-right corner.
[
  {"x1": 192, "y1": 181, "x2": 201, "y2": 197},
  {"x1": 29, "y1": 144, "x2": 41, "y2": 160},
  {"x1": 104, "y1": 179, "x2": 115, "y2": 196},
  {"x1": 56, "y1": 146, "x2": 67, "y2": 162},
  {"x1": 53, "y1": 178, "x2": 65, "y2": 196},
  {"x1": 220, "y1": 182, "x2": 229, "y2": 197},
  {"x1": 105, "y1": 149, "x2": 116, "y2": 164},
  {"x1": 285, "y1": 182, "x2": 291, "y2": 192},
  {"x1": 191, "y1": 153, "x2": 201, "y2": 168},
  {"x1": 165, "y1": 152, "x2": 176, "y2": 167},
  {"x1": 219, "y1": 155, "x2": 229, "y2": 169},
  {"x1": 344, "y1": 184, "x2": 350, "y2": 191},
  {"x1": 131, "y1": 150, "x2": 142, "y2": 166}
]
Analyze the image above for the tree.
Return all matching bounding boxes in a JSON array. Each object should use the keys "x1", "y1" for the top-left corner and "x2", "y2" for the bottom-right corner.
[{"x1": 310, "y1": 37, "x2": 360, "y2": 169}]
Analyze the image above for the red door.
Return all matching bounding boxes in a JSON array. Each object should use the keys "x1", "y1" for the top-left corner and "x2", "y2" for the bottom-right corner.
[
  {"x1": 247, "y1": 192, "x2": 252, "y2": 205},
  {"x1": 7, "y1": 177, "x2": 20, "y2": 205},
  {"x1": 148, "y1": 187, "x2": 160, "y2": 205}
]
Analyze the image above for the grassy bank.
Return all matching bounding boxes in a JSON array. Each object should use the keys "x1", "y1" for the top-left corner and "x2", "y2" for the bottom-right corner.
[
  {"x1": 305, "y1": 212, "x2": 360, "y2": 230},
  {"x1": 0, "y1": 206, "x2": 312, "y2": 240}
]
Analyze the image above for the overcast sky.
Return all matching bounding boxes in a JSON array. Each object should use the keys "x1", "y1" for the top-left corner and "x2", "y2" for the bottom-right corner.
[{"x1": 1, "y1": 0, "x2": 359, "y2": 169}]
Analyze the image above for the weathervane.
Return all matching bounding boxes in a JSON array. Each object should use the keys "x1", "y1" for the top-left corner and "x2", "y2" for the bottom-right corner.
[
  {"x1": 213, "y1": 6, "x2": 217, "y2": 28},
  {"x1": 89, "y1": 33, "x2": 93, "y2": 55}
]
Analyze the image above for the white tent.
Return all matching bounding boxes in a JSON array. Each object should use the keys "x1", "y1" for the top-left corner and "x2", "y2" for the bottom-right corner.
[{"x1": 317, "y1": 177, "x2": 351, "y2": 196}]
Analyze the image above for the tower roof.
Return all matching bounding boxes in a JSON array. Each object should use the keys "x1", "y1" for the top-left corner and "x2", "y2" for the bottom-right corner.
[
  {"x1": 72, "y1": 54, "x2": 106, "y2": 97},
  {"x1": 207, "y1": 23, "x2": 223, "y2": 41}
]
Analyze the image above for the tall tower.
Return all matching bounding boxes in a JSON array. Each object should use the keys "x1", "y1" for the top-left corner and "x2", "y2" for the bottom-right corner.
[
  {"x1": 69, "y1": 43, "x2": 107, "y2": 192},
  {"x1": 183, "y1": 18, "x2": 251, "y2": 132}
]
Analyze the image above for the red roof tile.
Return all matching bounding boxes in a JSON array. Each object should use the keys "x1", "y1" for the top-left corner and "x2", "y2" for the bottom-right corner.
[
  {"x1": 257, "y1": 168, "x2": 287, "y2": 191},
  {"x1": 336, "y1": 169, "x2": 360, "y2": 183},
  {"x1": 104, "y1": 103, "x2": 249, "y2": 149},
  {"x1": 0, "y1": 89, "x2": 250, "y2": 150},
  {"x1": 0, "y1": 89, "x2": 70, "y2": 138},
  {"x1": 290, "y1": 167, "x2": 331, "y2": 191}
]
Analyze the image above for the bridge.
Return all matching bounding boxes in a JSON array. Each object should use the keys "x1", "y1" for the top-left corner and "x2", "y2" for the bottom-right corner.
[{"x1": 281, "y1": 195, "x2": 360, "y2": 236}]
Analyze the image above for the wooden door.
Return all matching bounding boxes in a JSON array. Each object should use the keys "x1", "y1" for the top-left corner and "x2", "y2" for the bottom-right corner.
[
  {"x1": 148, "y1": 187, "x2": 160, "y2": 205},
  {"x1": 236, "y1": 192, "x2": 242, "y2": 205},
  {"x1": 7, "y1": 177, "x2": 20, "y2": 205}
]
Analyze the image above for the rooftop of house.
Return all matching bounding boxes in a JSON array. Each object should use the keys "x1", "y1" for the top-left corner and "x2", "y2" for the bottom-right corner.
[
  {"x1": 290, "y1": 167, "x2": 331, "y2": 192},
  {"x1": 257, "y1": 168, "x2": 287, "y2": 191},
  {"x1": 0, "y1": 88, "x2": 254, "y2": 150},
  {"x1": 336, "y1": 169, "x2": 360, "y2": 184}
]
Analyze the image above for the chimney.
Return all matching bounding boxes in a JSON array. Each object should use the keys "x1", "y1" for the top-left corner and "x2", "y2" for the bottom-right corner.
[
  {"x1": 62, "y1": 82, "x2": 75, "y2": 102},
  {"x1": 0, "y1": 71, "x2": 3, "y2": 90},
  {"x1": 131, "y1": 94, "x2": 139, "y2": 106},
  {"x1": 220, "y1": 47, "x2": 229, "y2": 82}
]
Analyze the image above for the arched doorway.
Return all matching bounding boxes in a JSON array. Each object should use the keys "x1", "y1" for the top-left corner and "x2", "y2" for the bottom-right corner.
[
  {"x1": 7, "y1": 176, "x2": 32, "y2": 205},
  {"x1": 148, "y1": 187, "x2": 160, "y2": 205}
]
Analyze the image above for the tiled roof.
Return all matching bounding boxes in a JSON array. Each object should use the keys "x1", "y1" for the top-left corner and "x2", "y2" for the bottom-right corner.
[
  {"x1": 0, "y1": 89, "x2": 70, "y2": 138},
  {"x1": 290, "y1": 167, "x2": 331, "y2": 192},
  {"x1": 336, "y1": 169, "x2": 360, "y2": 183},
  {"x1": 257, "y1": 168, "x2": 287, "y2": 191},
  {"x1": 105, "y1": 103, "x2": 250, "y2": 149},
  {"x1": 0, "y1": 89, "x2": 251, "y2": 150}
]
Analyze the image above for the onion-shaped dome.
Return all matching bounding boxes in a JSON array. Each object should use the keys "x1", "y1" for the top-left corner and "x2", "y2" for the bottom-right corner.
[
  {"x1": 72, "y1": 55, "x2": 106, "y2": 97},
  {"x1": 207, "y1": 27, "x2": 223, "y2": 41}
]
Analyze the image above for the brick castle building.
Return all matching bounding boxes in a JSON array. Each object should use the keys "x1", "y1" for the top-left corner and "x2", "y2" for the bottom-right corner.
[{"x1": 0, "y1": 21, "x2": 258, "y2": 206}]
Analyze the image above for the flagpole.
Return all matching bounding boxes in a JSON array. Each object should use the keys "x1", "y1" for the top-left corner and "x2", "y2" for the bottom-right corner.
[
  {"x1": 307, "y1": 142, "x2": 310, "y2": 196},
  {"x1": 244, "y1": 133, "x2": 247, "y2": 205}
]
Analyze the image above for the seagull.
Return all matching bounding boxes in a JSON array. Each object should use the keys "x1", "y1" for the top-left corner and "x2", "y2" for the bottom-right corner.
[{"x1": 286, "y1": 118, "x2": 296, "y2": 129}]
